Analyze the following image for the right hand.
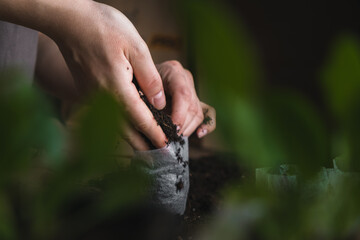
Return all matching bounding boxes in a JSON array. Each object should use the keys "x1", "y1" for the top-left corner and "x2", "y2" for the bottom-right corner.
[{"x1": 49, "y1": 1, "x2": 168, "y2": 148}]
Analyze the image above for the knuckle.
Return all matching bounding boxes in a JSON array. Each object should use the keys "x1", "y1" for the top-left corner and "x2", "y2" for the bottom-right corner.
[
  {"x1": 173, "y1": 113, "x2": 186, "y2": 127},
  {"x1": 166, "y1": 60, "x2": 182, "y2": 69},
  {"x1": 135, "y1": 120, "x2": 151, "y2": 133},
  {"x1": 196, "y1": 111, "x2": 204, "y2": 123},
  {"x1": 184, "y1": 69, "x2": 194, "y2": 80},
  {"x1": 189, "y1": 103, "x2": 199, "y2": 114},
  {"x1": 179, "y1": 87, "x2": 192, "y2": 99},
  {"x1": 143, "y1": 74, "x2": 162, "y2": 92},
  {"x1": 132, "y1": 40, "x2": 149, "y2": 57}
]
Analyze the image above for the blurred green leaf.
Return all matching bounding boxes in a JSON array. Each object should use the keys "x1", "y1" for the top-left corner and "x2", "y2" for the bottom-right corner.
[
  {"x1": 0, "y1": 193, "x2": 16, "y2": 240},
  {"x1": 29, "y1": 91, "x2": 124, "y2": 237},
  {"x1": 263, "y1": 91, "x2": 328, "y2": 175},
  {"x1": 321, "y1": 34, "x2": 360, "y2": 118},
  {"x1": 321, "y1": 35, "x2": 360, "y2": 171},
  {"x1": 185, "y1": 1, "x2": 328, "y2": 174},
  {"x1": 69, "y1": 91, "x2": 123, "y2": 178},
  {"x1": 226, "y1": 98, "x2": 284, "y2": 168},
  {"x1": 184, "y1": 0, "x2": 262, "y2": 115},
  {"x1": 185, "y1": 1, "x2": 261, "y2": 98},
  {"x1": 185, "y1": 0, "x2": 267, "y2": 168},
  {"x1": 0, "y1": 70, "x2": 65, "y2": 180},
  {"x1": 91, "y1": 167, "x2": 150, "y2": 215}
]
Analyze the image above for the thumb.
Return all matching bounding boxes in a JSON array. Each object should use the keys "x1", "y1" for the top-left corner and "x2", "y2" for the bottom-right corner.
[{"x1": 129, "y1": 42, "x2": 166, "y2": 110}]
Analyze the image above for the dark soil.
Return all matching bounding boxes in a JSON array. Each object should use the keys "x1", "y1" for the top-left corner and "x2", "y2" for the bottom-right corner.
[
  {"x1": 179, "y1": 153, "x2": 243, "y2": 239},
  {"x1": 132, "y1": 78, "x2": 184, "y2": 147},
  {"x1": 202, "y1": 108, "x2": 212, "y2": 125},
  {"x1": 176, "y1": 179, "x2": 184, "y2": 192},
  {"x1": 74, "y1": 153, "x2": 242, "y2": 240}
]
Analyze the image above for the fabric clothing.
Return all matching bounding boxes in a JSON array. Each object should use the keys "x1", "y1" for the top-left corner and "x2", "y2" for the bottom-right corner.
[{"x1": 0, "y1": 21, "x2": 38, "y2": 78}]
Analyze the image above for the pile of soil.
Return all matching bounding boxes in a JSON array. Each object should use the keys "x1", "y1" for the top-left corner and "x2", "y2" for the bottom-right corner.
[{"x1": 179, "y1": 153, "x2": 243, "y2": 239}]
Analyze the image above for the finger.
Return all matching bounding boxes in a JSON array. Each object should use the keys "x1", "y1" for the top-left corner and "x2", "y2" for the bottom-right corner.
[
  {"x1": 121, "y1": 121, "x2": 151, "y2": 151},
  {"x1": 179, "y1": 112, "x2": 193, "y2": 136},
  {"x1": 196, "y1": 102, "x2": 216, "y2": 138},
  {"x1": 179, "y1": 69, "x2": 199, "y2": 135},
  {"x1": 167, "y1": 74, "x2": 192, "y2": 131},
  {"x1": 184, "y1": 69, "x2": 195, "y2": 88},
  {"x1": 157, "y1": 61, "x2": 193, "y2": 131},
  {"x1": 129, "y1": 41, "x2": 166, "y2": 110},
  {"x1": 114, "y1": 59, "x2": 167, "y2": 148},
  {"x1": 179, "y1": 99, "x2": 199, "y2": 135},
  {"x1": 182, "y1": 102, "x2": 204, "y2": 137}
]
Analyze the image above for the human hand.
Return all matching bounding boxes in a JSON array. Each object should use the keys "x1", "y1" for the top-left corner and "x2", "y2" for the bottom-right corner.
[
  {"x1": 157, "y1": 61, "x2": 216, "y2": 138},
  {"x1": 124, "y1": 60, "x2": 216, "y2": 150},
  {"x1": 1, "y1": 0, "x2": 214, "y2": 150},
  {"x1": 48, "y1": 1, "x2": 168, "y2": 148}
]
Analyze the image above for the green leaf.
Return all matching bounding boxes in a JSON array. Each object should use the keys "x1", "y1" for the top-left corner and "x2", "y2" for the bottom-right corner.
[
  {"x1": 71, "y1": 91, "x2": 123, "y2": 178},
  {"x1": 0, "y1": 194, "x2": 16, "y2": 240},
  {"x1": 321, "y1": 35, "x2": 360, "y2": 170},
  {"x1": 263, "y1": 91, "x2": 328, "y2": 175},
  {"x1": 185, "y1": 0, "x2": 262, "y2": 104},
  {"x1": 0, "y1": 70, "x2": 65, "y2": 178},
  {"x1": 321, "y1": 34, "x2": 360, "y2": 118}
]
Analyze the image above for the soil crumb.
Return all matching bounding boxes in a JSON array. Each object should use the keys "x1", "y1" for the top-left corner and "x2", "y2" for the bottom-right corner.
[
  {"x1": 176, "y1": 179, "x2": 184, "y2": 192},
  {"x1": 202, "y1": 109, "x2": 212, "y2": 125}
]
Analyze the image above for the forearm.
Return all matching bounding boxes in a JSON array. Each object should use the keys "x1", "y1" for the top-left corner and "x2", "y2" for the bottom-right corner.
[
  {"x1": 0, "y1": 0, "x2": 92, "y2": 39},
  {"x1": 35, "y1": 33, "x2": 78, "y2": 101}
]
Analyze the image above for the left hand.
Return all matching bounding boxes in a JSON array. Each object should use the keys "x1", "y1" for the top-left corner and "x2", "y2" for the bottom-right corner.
[
  {"x1": 124, "y1": 60, "x2": 216, "y2": 150},
  {"x1": 157, "y1": 61, "x2": 215, "y2": 138}
]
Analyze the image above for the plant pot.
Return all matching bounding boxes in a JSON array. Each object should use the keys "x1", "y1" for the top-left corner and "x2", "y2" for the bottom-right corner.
[
  {"x1": 132, "y1": 137, "x2": 189, "y2": 215},
  {"x1": 256, "y1": 160, "x2": 360, "y2": 194},
  {"x1": 256, "y1": 164, "x2": 298, "y2": 192}
]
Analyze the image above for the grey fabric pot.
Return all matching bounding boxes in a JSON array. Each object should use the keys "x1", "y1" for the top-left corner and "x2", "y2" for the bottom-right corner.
[
  {"x1": 256, "y1": 164, "x2": 298, "y2": 192},
  {"x1": 132, "y1": 137, "x2": 189, "y2": 215},
  {"x1": 256, "y1": 160, "x2": 360, "y2": 194}
]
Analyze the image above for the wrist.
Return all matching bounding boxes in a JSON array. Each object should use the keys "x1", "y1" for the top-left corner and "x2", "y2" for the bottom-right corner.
[
  {"x1": 34, "y1": 0, "x2": 95, "y2": 40},
  {"x1": 0, "y1": 0, "x2": 93, "y2": 39}
]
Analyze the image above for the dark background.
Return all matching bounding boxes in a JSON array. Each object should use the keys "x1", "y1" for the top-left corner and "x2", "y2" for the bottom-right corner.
[{"x1": 224, "y1": 0, "x2": 360, "y2": 108}]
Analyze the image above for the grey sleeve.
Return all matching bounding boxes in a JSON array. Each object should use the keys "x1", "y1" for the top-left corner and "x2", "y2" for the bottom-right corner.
[{"x1": 0, "y1": 21, "x2": 38, "y2": 79}]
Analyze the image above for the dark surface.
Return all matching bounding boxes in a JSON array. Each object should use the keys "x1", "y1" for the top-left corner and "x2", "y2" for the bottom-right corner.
[
  {"x1": 225, "y1": 0, "x2": 360, "y2": 108},
  {"x1": 72, "y1": 153, "x2": 242, "y2": 240},
  {"x1": 180, "y1": 153, "x2": 243, "y2": 239}
]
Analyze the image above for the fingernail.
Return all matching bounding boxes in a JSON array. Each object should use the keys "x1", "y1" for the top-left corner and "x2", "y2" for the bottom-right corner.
[
  {"x1": 152, "y1": 91, "x2": 166, "y2": 109},
  {"x1": 198, "y1": 128, "x2": 208, "y2": 138},
  {"x1": 176, "y1": 125, "x2": 181, "y2": 132}
]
